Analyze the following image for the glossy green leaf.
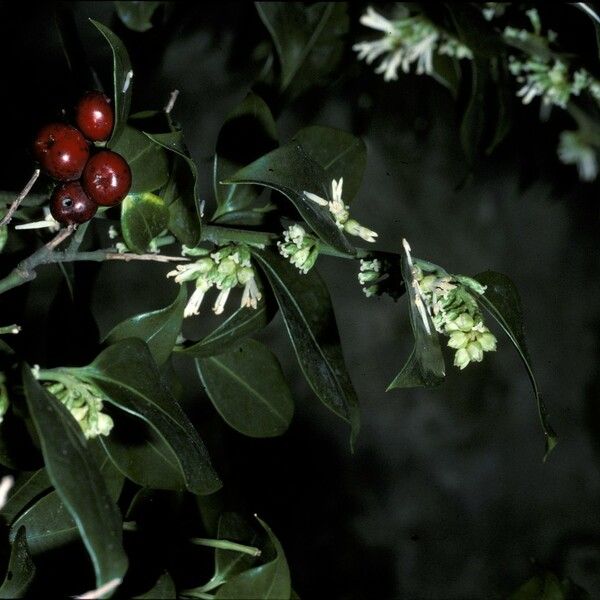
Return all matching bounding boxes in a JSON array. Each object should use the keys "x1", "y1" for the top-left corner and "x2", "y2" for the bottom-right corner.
[
  {"x1": 114, "y1": 1, "x2": 163, "y2": 32},
  {"x1": 146, "y1": 131, "x2": 201, "y2": 245},
  {"x1": 121, "y1": 192, "x2": 169, "y2": 253},
  {"x1": 105, "y1": 285, "x2": 186, "y2": 365},
  {"x1": 22, "y1": 366, "x2": 127, "y2": 587},
  {"x1": 90, "y1": 20, "x2": 132, "y2": 145},
  {"x1": 11, "y1": 491, "x2": 78, "y2": 554},
  {"x1": 1, "y1": 469, "x2": 51, "y2": 524},
  {"x1": 0, "y1": 527, "x2": 36, "y2": 598},
  {"x1": 187, "y1": 513, "x2": 261, "y2": 595},
  {"x1": 291, "y1": 126, "x2": 366, "y2": 204},
  {"x1": 99, "y1": 412, "x2": 186, "y2": 491},
  {"x1": 177, "y1": 301, "x2": 272, "y2": 358},
  {"x1": 196, "y1": 339, "x2": 294, "y2": 438},
  {"x1": 216, "y1": 517, "x2": 291, "y2": 599},
  {"x1": 256, "y1": 2, "x2": 348, "y2": 100},
  {"x1": 213, "y1": 92, "x2": 278, "y2": 221},
  {"x1": 388, "y1": 248, "x2": 445, "y2": 390},
  {"x1": 134, "y1": 572, "x2": 176, "y2": 599},
  {"x1": 474, "y1": 271, "x2": 557, "y2": 460},
  {"x1": 10, "y1": 453, "x2": 123, "y2": 555},
  {"x1": 226, "y1": 143, "x2": 354, "y2": 255},
  {"x1": 252, "y1": 249, "x2": 359, "y2": 446},
  {"x1": 74, "y1": 339, "x2": 221, "y2": 495},
  {"x1": 111, "y1": 127, "x2": 170, "y2": 194}
]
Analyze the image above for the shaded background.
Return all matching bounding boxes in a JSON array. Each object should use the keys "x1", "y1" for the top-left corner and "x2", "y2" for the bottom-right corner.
[{"x1": 1, "y1": 2, "x2": 599, "y2": 598}]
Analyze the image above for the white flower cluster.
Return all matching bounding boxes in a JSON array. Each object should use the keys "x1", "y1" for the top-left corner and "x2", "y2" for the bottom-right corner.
[
  {"x1": 505, "y1": 9, "x2": 600, "y2": 110},
  {"x1": 304, "y1": 178, "x2": 378, "y2": 243},
  {"x1": 278, "y1": 224, "x2": 319, "y2": 274},
  {"x1": 168, "y1": 245, "x2": 261, "y2": 317},
  {"x1": 46, "y1": 379, "x2": 113, "y2": 439},
  {"x1": 358, "y1": 258, "x2": 382, "y2": 297},
  {"x1": 508, "y1": 57, "x2": 589, "y2": 109},
  {"x1": 413, "y1": 267, "x2": 497, "y2": 370},
  {"x1": 558, "y1": 131, "x2": 598, "y2": 181},
  {"x1": 353, "y1": 6, "x2": 472, "y2": 82},
  {"x1": 481, "y1": 2, "x2": 508, "y2": 22}
]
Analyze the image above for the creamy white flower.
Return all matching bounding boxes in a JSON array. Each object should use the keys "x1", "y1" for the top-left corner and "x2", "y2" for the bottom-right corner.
[
  {"x1": 558, "y1": 130, "x2": 598, "y2": 182},
  {"x1": 213, "y1": 287, "x2": 232, "y2": 315},
  {"x1": 344, "y1": 219, "x2": 378, "y2": 243},
  {"x1": 241, "y1": 277, "x2": 262, "y2": 309},
  {"x1": 304, "y1": 191, "x2": 328, "y2": 206},
  {"x1": 184, "y1": 284, "x2": 210, "y2": 317}
]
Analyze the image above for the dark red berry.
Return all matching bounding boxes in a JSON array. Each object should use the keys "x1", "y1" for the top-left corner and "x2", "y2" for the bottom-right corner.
[
  {"x1": 75, "y1": 91, "x2": 114, "y2": 142},
  {"x1": 82, "y1": 150, "x2": 132, "y2": 206},
  {"x1": 33, "y1": 123, "x2": 90, "y2": 181},
  {"x1": 50, "y1": 182, "x2": 97, "y2": 224}
]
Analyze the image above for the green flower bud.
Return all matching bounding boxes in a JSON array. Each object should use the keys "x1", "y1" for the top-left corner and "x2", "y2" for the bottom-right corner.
[
  {"x1": 71, "y1": 405, "x2": 89, "y2": 422},
  {"x1": 454, "y1": 313, "x2": 474, "y2": 332},
  {"x1": 358, "y1": 271, "x2": 379, "y2": 284},
  {"x1": 218, "y1": 258, "x2": 237, "y2": 276},
  {"x1": 454, "y1": 348, "x2": 470, "y2": 370},
  {"x1": 97, "y1": 413, "x2": 114, "y2": 437},
  {"x1": 419, "y1": 275, "x2": 437, "y2": 293},
  {"x1": 447, "y1": 331, "x2": 469, "y2": 349},
  {"x1": 237, "y1": 266, "x2": 255, "y2": 286},
  {"x1": 466, "y1": 341, "x2": 484, "y2": 362},
  {"x1": 478, "y1": 332, "x2": 497, "y2": 352}
]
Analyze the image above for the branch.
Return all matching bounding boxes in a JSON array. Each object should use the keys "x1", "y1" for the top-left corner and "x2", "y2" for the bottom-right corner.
[
  {"x1": 0, "y1": 169, "x2": 41, "y2": 227},
  {"x1": 0, "y1": 226, "x2": 188, "y2": 296}
]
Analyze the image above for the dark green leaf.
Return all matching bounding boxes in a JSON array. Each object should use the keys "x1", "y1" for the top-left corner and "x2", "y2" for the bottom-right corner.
[
  {"x1": 22, "y1": 366, "x2": 127, "y2": 587},
  {"x1": 177, "y1": 302, "x2": 272, "y2": 358},
  {"x1": 215, "y1": 513, "x2": 261, "y2": 584},
  {"x1": 196, "y1": 339, "x2": 294, "y2": 438},
  {"x1": 474, "y1": 271, "x2": 557, "y2": 460},
  {"x1": 134, "y1": 572, "x2": 176, "y2": 599},
  {"x1": 256, "y1": 2, "x2": 348, "y2": 100},
  {"x1": 252, "y1": 249, "x2": 359, "y2": 446},
  {"x1": 1, "y1": 469, "x2": 51, "y2": 525},
  {"x1": 105, "y1": 285, "x2": 186, "y2": 364},
  {"x1": 9, "y1": 452, "x2": 123, "y2": 556},
  {"x1": 111, "y1": 127, "x2": 170, "y2": 194},
  {"x1": 291, "y1": 126, "x2": 366, "y2": 203},
  {"x1": 0, "y1": 527, "x2": 35, "y2": 598},
  {"x1": 213, "y1": 92, "x2": 278, "y2": 221},
  {"x1": 74, "y1": 339, "x2": 221, "y2": 494},
  {"x1": 460, "y1": 58, "x2": 488, "y2": 166},
  {"x1": 90, "y1": 20, "x2": 132, "y2": 145},
  {"x1": 146, "y1": 131, "x2": 201, "y2": 245},
  {"x1": 226, "y1": 143, "x2": 354, "y2": 255},
  {"x1": 388, "y1": 246, "x2": 445, "y2": 390},
  {"x1": 216, "y1": 517, "x2": 291, "y2": 599},
  {"x1": 11, "y1": 491, "x2": 78, "y2": 554},
  {"x1": 431, "y1": 53, "x2": 461, "y2": 98},
  {"x1": 99, "y1": 412, "x2": 186, "y2": 491},
  {"x1": 121, "y1": 192, "x2": 170, "y2": 253},
  {"x1": 114, "y1": 1, "x2": 163, "y2": 32},
  {"x1": 508, "y1": 572, "x2": 571, "y2": 600}
]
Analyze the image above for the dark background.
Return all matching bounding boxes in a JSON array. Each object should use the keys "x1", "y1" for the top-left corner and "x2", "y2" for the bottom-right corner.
[{"x1": 1, "y1": 2, "x2": 599, "y2": 598}]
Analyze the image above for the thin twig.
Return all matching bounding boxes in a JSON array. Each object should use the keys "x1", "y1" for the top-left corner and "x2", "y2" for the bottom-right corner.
[
  {"x1": 46, "y1": 224, "x2": 77, "y2": 250},
  {"x1": 0, "y1": 169, "x2": 41, "y2": 227},
  {"x1": 164, "y1": 89, "x2": 179, "y2": 114},
  {"x1": 77, "y1": 250, "x2": 190, "y2": 263}
]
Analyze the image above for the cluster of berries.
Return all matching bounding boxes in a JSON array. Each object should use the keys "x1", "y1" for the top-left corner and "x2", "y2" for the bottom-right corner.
[{"x1": 32, "y1": 91, "x2": 131, "y2": 225}]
